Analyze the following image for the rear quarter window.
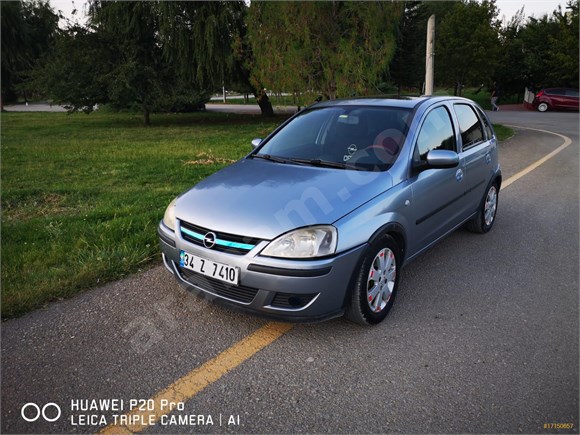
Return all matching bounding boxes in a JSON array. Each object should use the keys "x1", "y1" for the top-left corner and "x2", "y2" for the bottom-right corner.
[
  {"x1": 476, "y1": 107, "x2": 494, "y2": 140},
  {"x1": 546, "y1": 89, "x2": 566, "y2": 95}
]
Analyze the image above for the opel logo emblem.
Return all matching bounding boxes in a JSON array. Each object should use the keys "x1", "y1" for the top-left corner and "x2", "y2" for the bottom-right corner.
[
  {"x1": 347, "y1": 144, "x2": 357, "y2": 154},
  {"x1": 203, "y1": 232, "x2": 217, "y2": 249}
]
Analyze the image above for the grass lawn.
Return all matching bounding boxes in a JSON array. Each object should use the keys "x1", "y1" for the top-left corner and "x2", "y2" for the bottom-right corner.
[
  {"x1": 493, "y1": 124, "x2": 514, "y2": 141},
  {"x1": 0, "y1": 110, "x2": 513, "y2": 318},
  {"x1": 0, "y1": 111, "x2": 287, "y2": 318}
]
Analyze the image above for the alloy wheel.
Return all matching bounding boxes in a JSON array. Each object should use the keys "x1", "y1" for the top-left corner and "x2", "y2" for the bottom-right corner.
[
  {"x1": 484, "y1": 185, "x2": 498, "y2": 226},
  {"x1": 366, "y1": 248, "x2": 396, "y2": 313}
]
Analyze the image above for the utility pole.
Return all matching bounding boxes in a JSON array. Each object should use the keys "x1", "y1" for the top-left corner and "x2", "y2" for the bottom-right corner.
[{"x1": 424, "y1": 14, "x2": 435, "y2": 96}]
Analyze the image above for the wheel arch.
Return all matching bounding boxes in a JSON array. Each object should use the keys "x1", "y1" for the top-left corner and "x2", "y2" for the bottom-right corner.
[
  {"x1": 368, "y1": 222, "x2": 407, "y2": 265},
  {"x1": 478, "y1": 172, "x2": 501, "y2": 210},
  {"x1": 494, "y1": 171, "x2": 502, "y2": 190}
]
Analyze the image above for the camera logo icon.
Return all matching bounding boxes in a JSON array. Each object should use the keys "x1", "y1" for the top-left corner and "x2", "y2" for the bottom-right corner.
[{"x1": 21, "y1": 402, "x2": 61, "y2": 422}]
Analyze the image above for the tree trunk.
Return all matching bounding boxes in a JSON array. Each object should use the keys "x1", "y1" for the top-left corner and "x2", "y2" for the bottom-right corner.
[
  {"x1": 254, "y1": 89, "x2": 274, "y2": 117},
  {"x1": 327, "y1": 78, "x2": 337, "y2": 100},
  {"x1": 143, "y1": 107, "x2": 151, "y2": 126}
]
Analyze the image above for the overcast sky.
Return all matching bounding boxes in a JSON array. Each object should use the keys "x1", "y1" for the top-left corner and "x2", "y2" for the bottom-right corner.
[
  {"x1": 50, "y1": 0, "x2": 566, "y2": 27},
  {"x1": 495, "y1": 0, "x2": 565, "y2": 22}
]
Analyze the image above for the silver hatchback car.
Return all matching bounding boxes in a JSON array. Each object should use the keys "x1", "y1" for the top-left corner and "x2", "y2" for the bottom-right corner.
[{"x1": 159, "y1": 96, "x2": 501, "y2": 325}]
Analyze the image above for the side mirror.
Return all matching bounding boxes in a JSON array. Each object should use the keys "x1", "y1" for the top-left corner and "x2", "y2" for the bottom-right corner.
[
  {"x1": 413, "y1": 149, "x2": 459, "y2": 171},
  {"x1": 426, "y1": 150, "x2": 459, "y2": 169},
  {"x1": 251, "y1": 138, "x2": 262, "y2": 149}
]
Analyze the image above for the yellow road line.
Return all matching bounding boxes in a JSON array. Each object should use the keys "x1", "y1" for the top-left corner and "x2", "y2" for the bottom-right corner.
[
  {"x1": 500, "y1": 125, "x2": 573, "y2": 191},
  {"x1": 100, "y1": 322, "x2": 294, "y2": 434}
]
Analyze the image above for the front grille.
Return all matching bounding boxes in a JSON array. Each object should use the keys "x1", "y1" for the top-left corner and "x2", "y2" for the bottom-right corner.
[
  {"x1": 178, "y1": 266, "x2": 259, "y2": 304},
  {"x1": 271, "y1": 292, "x2": 318, "y2": 309},
  {"x1": 180, "y1": 221, "x2": 263, "y2": 255}
]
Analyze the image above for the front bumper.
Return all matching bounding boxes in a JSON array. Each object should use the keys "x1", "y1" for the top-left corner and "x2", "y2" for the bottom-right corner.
[{"x1": 158, "y1": 221, "x2": 366, "y2": 322}]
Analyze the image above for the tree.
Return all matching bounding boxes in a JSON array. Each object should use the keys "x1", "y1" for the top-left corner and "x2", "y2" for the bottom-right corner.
[
  {"x1": 390, "y1": 2, "x2": 426, "y2": 95},
  {"x1": 156, "y1": 1, "x2": 238, "y2": 88},
  {"x1": 31, "y1": 1, "x2": 170, "y2": 124},
  {"x1": 155, "y1": 1, "x2": 274, "y2": 116},
  {"x1": 229, "y1": 5, "x2": 274, "y2": 115},
  {"x1": 436, "y1": 0, "x2": 501, "y2": 95},
  {"x1": 32, "y1": 1, "x2": 246, "y2": 124},
  {"x1": 89, "y1": 1, "x2": 174, "y2": 125},
  {"x1": 0, "y1": 0, "x2": 59, "y2": 109},
  {"x1": 519, "y1": 15, "x2": 561, "y2": 90},
  {"x1": 246, "y1": 2, "x2": 403, "y2": 101},
  {"x1": 543, "y1": 0, "x2": 579, "y2": 87},
  {"x1": 390, "y1": 1, "x2": 455, "y2": 95},
  {"x1": 497, "y1": 0, "x2": 579, "y2": 94},
  {"x1": 29, "y1": 24, "x2": 115, "y2": 113},
  {"x1": 495, "y1": 7, "x2": 528, "y2": 97}
]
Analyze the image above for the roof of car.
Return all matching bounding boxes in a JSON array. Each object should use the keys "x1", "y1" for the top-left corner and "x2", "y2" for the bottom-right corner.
[{"x1": 311, "y1": 95, "x2": 472, "y2": 110}]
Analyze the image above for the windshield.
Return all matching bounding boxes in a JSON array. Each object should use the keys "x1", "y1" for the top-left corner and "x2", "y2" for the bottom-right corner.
[{"x1": 255, "y1": 106, "x2": 411, "y2": 171}]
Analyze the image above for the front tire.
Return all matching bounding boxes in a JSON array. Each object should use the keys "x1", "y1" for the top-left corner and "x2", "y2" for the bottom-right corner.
[
  {"x1": 537, "y1": 102, "x2": 549, "y2": 112},
  {"x1": 467, "y1": 182, "x2": 499, "y2": 233},
  {"x1": 345, "y1": 234, "x2": 400, "y2": 326}
]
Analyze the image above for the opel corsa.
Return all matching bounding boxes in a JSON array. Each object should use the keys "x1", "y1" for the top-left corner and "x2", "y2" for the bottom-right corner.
[{"x1": 159, "y1": 96, "x2": 501, "y2": 325}]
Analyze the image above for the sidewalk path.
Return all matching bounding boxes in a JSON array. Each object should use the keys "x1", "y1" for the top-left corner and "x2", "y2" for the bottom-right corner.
[
  {"x1": 4, "y1": 103, "x2": 67, "y2": 112},
  {"x1": 206, "y1": 103, "x2": 298, "y2": 115},
  {"x1": 497, "y1": 103, "x2": 530, "y2": 112},
  {"x1": 4, "y1": 102, "x2": 298, "y2": 116}
]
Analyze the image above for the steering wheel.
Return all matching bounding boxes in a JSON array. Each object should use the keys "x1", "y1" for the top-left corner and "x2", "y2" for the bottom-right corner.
[{"x1": 368, "y1": 129, "x2": 404, "y2": 156}]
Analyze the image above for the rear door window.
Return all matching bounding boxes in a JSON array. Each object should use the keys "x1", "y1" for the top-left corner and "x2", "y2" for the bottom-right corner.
[{"x1": 453, "y1": 104, "x2": 484, "y2": 150}]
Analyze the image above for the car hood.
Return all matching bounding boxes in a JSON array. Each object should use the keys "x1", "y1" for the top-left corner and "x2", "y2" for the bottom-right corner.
[{"x1": 175, "y1": 158, "x2": 393, "y2": 240}]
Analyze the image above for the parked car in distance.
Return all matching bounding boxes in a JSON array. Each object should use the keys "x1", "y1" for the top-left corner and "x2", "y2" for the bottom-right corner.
[
  {"x1": 159, "y1": 96, "x2": 501, "y2": 325},
  {"x1": 533, "y1": 88, "x2": 579, "y2": 112}
]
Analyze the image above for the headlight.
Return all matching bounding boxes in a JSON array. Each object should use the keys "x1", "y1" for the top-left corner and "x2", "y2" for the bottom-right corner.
[
  {"x1": 163, "y1": 197, "x2": 178, "y2": 231},
  {"x1": 261, "y1": 226, "x2": 337, "y2": 258}
]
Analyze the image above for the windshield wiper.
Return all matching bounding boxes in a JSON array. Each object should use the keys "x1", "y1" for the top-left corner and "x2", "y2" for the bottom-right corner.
[
  {"x1": 252, "y1": 153, "x2": 290, "y2": 164},
  {"x1": 288, "y1": 158, "x2": 359, "y2": 170}
]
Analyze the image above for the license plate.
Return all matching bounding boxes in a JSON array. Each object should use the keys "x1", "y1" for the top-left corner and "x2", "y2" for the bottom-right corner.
[{"x1": 179, "y1": 250, "x2": 239, "y2": 285}]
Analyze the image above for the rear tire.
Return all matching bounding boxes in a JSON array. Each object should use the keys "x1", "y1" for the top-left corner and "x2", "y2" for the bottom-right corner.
[
  {"x1": 537, "y1": 102, "x2": 549, "y2": 112},
  {"x1": 345, "y1": 234, "x2": 400, "y2": 326},
  {"x1": 467, "y1": 182, "x2": 499, "y2": 233}
]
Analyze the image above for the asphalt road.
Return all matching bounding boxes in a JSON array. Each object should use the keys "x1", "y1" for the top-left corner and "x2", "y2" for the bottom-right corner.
[{"x1": 1, "y1": 110, "x2": 578, "y2": 434}]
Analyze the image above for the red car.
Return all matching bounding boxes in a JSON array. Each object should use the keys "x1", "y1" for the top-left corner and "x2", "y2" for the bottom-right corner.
[{"x1": 533, "y1": 88, "x2": 579, "y2": 112}]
